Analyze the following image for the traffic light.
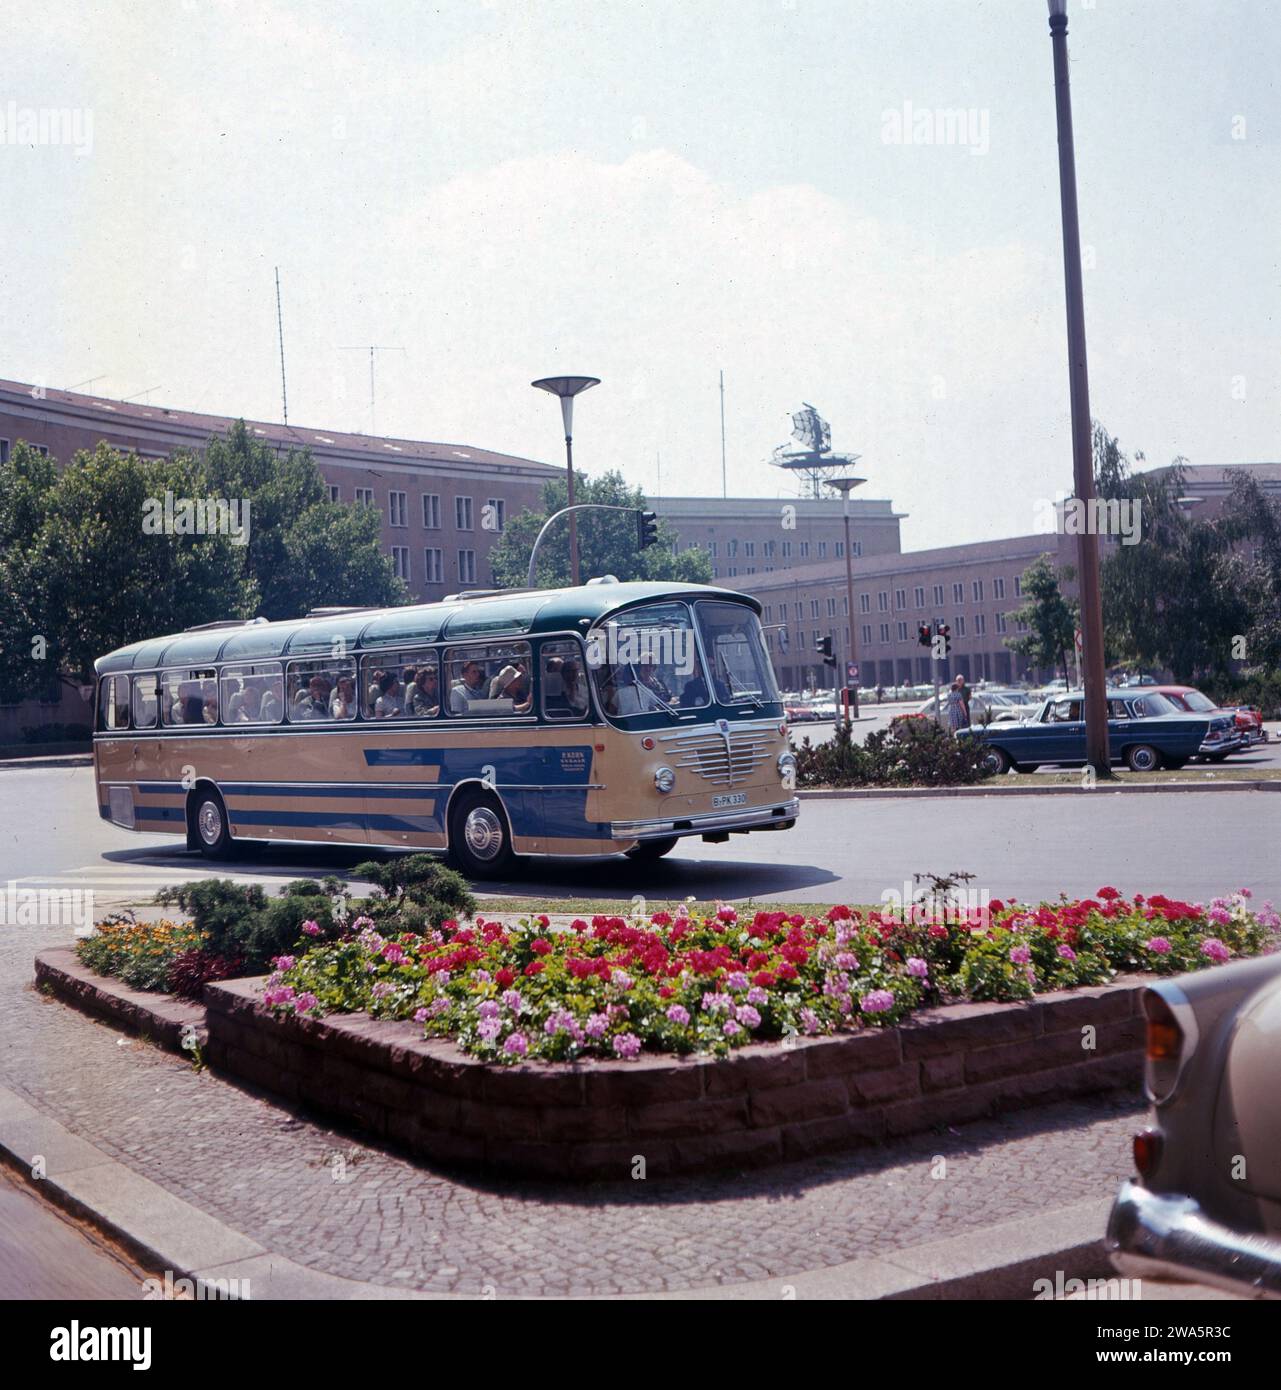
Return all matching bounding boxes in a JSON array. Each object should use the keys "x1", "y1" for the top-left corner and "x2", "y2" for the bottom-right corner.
[
  {"x1": 818, "y1": 635, "x2": 836, "y2": 668},
  {"x1": 637, "y1": 509, "x2": 660, "y2": 550},
  {"x1": 939, "y1": 623, "x2": 952, "y2": 655},
  {"x1": 917, "y1": 623, "x2": 933, "y2": 648}
]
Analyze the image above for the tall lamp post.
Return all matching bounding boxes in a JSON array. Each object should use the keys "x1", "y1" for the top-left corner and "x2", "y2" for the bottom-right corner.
[
  {"x1": 532, "y1": 376, "x2": 600, "y2": 587},
  {"x1": 1047, "y1": 0, "x2": 1109, "y2": 776},
  {"x1": 824, "y1": 475, "x2": 865, "y2": 721}
]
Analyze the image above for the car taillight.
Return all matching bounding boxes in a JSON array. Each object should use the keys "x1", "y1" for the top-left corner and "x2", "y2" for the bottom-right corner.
[
  {"x1": 1146, "y1": 992, "x2": 1183, "y2": 1060},
  {"x1": 1133, "y1": 1127, "x2": 1163, "y2": 1181}
]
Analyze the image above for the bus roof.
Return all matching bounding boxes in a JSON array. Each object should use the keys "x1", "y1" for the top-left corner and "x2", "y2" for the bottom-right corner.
[{"x1": 93, "y1": 581, "x2": 761, "y2": 675}]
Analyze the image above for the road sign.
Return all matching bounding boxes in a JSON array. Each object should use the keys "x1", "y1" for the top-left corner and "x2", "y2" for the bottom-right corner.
[
  {"x1": 847, "y1": 662, "x2": 859, "y2": 683},
  {"x1": 778, "y1": 628, "x2": 790, "y2": 654}
]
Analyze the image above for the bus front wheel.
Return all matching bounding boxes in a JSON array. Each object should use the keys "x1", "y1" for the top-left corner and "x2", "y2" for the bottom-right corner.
[
  {"x1": 191, "y1": 789, "x2": 233, "y2": 860},
  {"x1": 449, "y1": 788, "x2": 516, "y2": 880},
  {"x1": 625, "y1": 836, "x2": 679, "y2": 863}
]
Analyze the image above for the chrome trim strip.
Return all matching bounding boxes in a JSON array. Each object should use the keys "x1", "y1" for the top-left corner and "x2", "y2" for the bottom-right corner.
[{"x1": 1108, "y1": 1179, "x2": 1281, "y2": 1298}]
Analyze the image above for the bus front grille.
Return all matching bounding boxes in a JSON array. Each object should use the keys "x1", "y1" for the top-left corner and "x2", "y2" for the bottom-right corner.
[{"x1": 663, "y1": 728, "x2": 775, "y2": 788}]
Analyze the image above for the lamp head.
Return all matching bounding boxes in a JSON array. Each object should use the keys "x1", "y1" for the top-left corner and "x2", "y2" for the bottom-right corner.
[{"x1": 532, "y1": 376, "x2": 600, "y2": 438}]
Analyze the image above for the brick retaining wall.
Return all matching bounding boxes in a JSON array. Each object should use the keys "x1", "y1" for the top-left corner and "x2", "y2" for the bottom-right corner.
[
  {"x1": 36, "y1": 947, "x2": 1148, "y2": 1179},
  {"x1": 201, "y1": 974, "x2": 1148, "y2": 1179}
]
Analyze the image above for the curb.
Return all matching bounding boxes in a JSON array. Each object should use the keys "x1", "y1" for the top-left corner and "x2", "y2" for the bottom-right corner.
[
  {"x1": 799, "y1": 779, "x2": 1281, "y2": 800},
  {"x1": 0, "y1": 1080, "x2": 1115, "y2": 1301},
  {"x1": 0, "y1": 754, "x2": 93, "y2": 769}
]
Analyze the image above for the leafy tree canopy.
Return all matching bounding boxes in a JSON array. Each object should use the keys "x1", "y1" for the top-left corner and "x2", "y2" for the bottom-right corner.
[{"x1": 1005, "y1": 552, "x2": 1078, "y2": 679}]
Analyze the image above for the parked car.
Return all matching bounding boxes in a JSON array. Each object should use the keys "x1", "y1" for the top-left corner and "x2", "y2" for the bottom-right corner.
[
  {"x1": 956, "y1": 689, "x2": 1238, "y2": 773},
  {"x1": 905, "y1": 691, "x2": 1020, "y2": 724},
  {"x1": 1107, "y1": 951, "x2": 1281, "y2": 1297},
  {"x1": 1148, "y1": 685, "x2": 1265, "y2": 757}
]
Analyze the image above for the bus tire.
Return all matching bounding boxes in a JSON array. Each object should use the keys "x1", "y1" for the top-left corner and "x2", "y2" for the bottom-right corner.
[
  {"x1": 448, "y1": 788, "x2": 516, "y2": 880},
  {"x1": 191, "y1": 788, "x2": 234, "y2": 860},
  {"x1": 625, "y1": 836, "x2": 679, "y2": 863}
]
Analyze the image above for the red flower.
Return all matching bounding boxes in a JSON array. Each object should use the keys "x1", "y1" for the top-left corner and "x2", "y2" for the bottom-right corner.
[
  {"x1": 537, "y1": 914, "x2": 551, "y2": 928},
  {"x1": 776, "y1": 963, "x2": 798, "y2": 981},
  {"x1": 531, "y1": 937, "x2": 553, "y2": 955},
  {"x1": 523, "y1": 961, "x2": 545, "y2": 977},
  {"x1": 1097, "y1": 886, "x2": 1121, "y2": 900},
  {"x1": 658, "y1": 986, "x2": 673, "y2": 999},
  {"x1": 496, "y1": 967, "x2": 516, "y2": 988},
  {"x1": 571, "y1": 919, "x2": 589, "y2": 933},
  {"x1": 828, "y1": 905, "x2": 853, "y2": 922},
  {"x1": 752, "y1": 971, "x2": 776, "y2": 987},
  {"x1": 650, "y1": 912, "x2": 672, "y2": 927}
]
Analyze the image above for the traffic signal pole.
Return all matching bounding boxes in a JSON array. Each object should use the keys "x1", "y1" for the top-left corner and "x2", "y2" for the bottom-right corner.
[{"x1": 525, "y1": 505, "x2": 653, "y2": 588}]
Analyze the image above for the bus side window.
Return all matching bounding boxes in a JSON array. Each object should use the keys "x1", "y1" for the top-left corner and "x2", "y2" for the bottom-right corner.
[
  {"x1": 132, "y1": 675, "x2": 157, "y2": 729},
  {"x1": 541, "y1": 641, "x2": 589, "y2": 720},
  {"x1": 100, "y1": 676, "x2": 129, "y2": 730}
]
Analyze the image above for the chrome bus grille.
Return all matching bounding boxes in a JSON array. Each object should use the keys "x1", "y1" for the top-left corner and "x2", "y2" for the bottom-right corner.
[{"x1": 661, "y1": 726, "x2": 775, "y2": 788}]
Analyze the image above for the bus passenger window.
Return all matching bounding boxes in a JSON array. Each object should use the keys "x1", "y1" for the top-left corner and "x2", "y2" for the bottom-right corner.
[
  {"x1": 444, "y1": 644, "x2": 532, "y2": 717},
  {"x1": 286, "y1": 660, "x2": 356, "y2": 722},
  {"x1": 220, "y1": 664, "x2": 284, "y2": 725},
  {"x1": 541, "y1": 642, "x2": 590, "y2": 720},
  {"x1": 132, "y1": 676, "x2": 158, "y2": 729}
]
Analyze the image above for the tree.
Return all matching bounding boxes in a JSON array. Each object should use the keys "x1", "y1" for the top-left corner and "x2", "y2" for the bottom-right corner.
[
  {"x1": 0, "y1": 442, "x2": 254, "y2": 698},
  {"x1": 1216, "y1": 471, "x2": 1281, "y2": 671},
  {"x1": 1094, "y1": 425, "x2": 1249, "y2": 682},
  {"x1": 487, "y1": 471, "x2": 712, "y2": 589},
  {"x1": 1005, "y1": 553, "x2": 1078, "y2": 680},
  {"x1": 195, "y1": 420, "x2": 407, "y2": 619}
]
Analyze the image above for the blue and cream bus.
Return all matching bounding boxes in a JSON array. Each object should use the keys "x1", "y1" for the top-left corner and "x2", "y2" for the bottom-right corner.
[{"x1": 93, "y1": 581, "x2": 799, "y2": 877}]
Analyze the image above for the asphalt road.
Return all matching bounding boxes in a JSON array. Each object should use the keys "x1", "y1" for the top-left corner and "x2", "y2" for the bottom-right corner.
[{"x1": 1, "y1": 765, "x2": 1277, "y2": 908}]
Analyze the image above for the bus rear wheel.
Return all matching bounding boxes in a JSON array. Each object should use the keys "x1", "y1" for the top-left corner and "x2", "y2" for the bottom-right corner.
[
  {"x1": 449, "y1": 788, "x2": 516, "y2": 880},
  {"x1": 191, "y1": 789, "x2": 233, "y2": 860},
  {"x1": 625, "y1": 836, "x2": 679, "y2": 863}
]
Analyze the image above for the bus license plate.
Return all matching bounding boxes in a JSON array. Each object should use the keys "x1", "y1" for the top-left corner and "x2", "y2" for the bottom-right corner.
[{"x1": 712, "y1": 792, "x2": 747, "y2": 809}]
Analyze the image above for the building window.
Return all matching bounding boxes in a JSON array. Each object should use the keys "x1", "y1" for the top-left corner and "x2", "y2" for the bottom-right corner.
[
  {"x1": 795, "y1": 603, "x2": 804, "y2": 620},
  {"x1": 972, "y1": 579, "x2": 983, "y2": 601},
  {"x1": 842, "y1": 595, "x2": 849, "y2": 616},
  {"x1": 877, "y1": 591, "x2": 888, "y2": 612},
  {"x1": 354, "y1": 487, "x2": 375, "y2": 508},
  {"x1": 956, "y1": 615, "x2": 966, "y2": 636},
  {"x1": 1014, "y1": 575, "x2": 1023, "y2": 597},
  {"x1": 458, "y1": 549, "x2": 476, "y2": 584},
  {"x1": 810, "y1": 599, "x2": 820, "y2": 618},
  {"x1": 933, "y1": 583, "x2": 945, "y2": 606},
  {"x1": 896, "y1": 621, "x2": 908, "y2": 642},
  {"x1": 836, "y1": 541, "x2": 844, "y2": 558},
  {"x1": 859, "y1": 593, "x2": 870, "y2": 614},
  {"x1": 826, "y1": 597, "x2": 837, "y2": 617},
  {"x1": 995, "y1": 611, "x2": 1007, "y2": 634},
  {"x1": 728, "y1": 567, "x2": 737, "y2": 577},
  {"x1": 456, "y1": 497, "x2": 473, "y2": 531},
  {"x1": 764, "y1": 605, "x2": 773, "y2": 622},
  {"x1": 0, "y1": 439, "x2": 8, "y2": 465},
  {"x1": 993, "y1": 576, "x2": 1005, "y2": 599},
  {"x1": 879, "y1": 623, "x2": 890, "y2": 644},
  {"x1": 797, "y1": 630, "x2": 806, "y2": 649},
  {"x1": 744, "y1": 541, "x2": 755, "y2": 558},
  {"x1": 812, "y1": 629, "x2": 822, "y2": 649},
  {"x1": 861, "y1": 624, "x2": 872, "y2": 645},
  {"x1": 952, "y1": 582, "x2": 964, "y2": 604},
  {"x1": 423, "y1": 494, "x2": 441, "y2": 529},
  {"x1": 391, "y1": 545, "x2": 410, "y2": 580},
  {"x1": 914, "y1": 585, "x2": 925, "y2": 608},
  {"x1": 483, "y1": 498, "x2": 505, "y2": 532},
  {"x1": 709, "y1": 541, "x2": 718, "y2": 558},
  {"x1": 764, "y1": 539, "x2": 776, "y2": 558},
  {"x1": 782, "y1": 541, "x2": 792, "y2": 559},
  {"x1": 424, "y1": 548, "x2": 443, "y2": 583},
  {"x1": 326, "y1": 483, "x2": 341, "y2": 503},
  {"x1": 895, "y1": 588, "x2": 906, "y2": 609},
  {"x1": 974, "y1": 613, "x2": 985, "y2": 635},
  {"x1": 727, "y1": 538, "x2": 738, "y2": 558},
  {"x1": 746, "y1": 566, "x2": 756, "y2": 575},
  {"x1": 851, "y1": 540, "x2": 862, "y2": 557},
  {"x1": 799, "y1": 541, "x2": 810, "y2": 558},
  {"x1": 389, "y1": 491, "x2": 408, "y2": 527},
  {"x1": 817, "y1": 541, "x2": 827, "y2": 558}
]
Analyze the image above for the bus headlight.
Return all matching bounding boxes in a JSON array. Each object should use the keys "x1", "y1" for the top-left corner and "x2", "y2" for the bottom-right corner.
[
  {"x1": 654, "y1": 766, "x2": 676, "y2": 793},
  {"x1": 777, "y1": 752, "x2": 797, "y2": 779}
]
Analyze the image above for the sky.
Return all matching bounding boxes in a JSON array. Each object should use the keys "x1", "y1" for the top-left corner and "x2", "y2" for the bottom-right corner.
[{"x1": 2, "y1": 0, "x2": 1278, "y2": 552}]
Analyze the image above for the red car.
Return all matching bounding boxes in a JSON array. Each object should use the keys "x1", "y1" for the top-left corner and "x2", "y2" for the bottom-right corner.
[{"x1": 1148, "y1": 685, "x2": 1265, "y2": 756}]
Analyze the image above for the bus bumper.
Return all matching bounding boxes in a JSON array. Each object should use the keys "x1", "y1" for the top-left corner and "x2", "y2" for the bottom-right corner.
[{"x1": 611, "y1": 798, "x2": 800, "y2": 842}]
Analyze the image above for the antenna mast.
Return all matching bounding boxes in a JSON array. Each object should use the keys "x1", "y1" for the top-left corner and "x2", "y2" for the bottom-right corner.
[{"x1": 275, "y1": 267, "x2": 289, "y2": 425}]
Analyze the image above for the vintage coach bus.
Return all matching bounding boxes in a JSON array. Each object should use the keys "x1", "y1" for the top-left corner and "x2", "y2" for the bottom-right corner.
[{"x1": 92, "y1": 581, "x2": 799, "y2": 877}]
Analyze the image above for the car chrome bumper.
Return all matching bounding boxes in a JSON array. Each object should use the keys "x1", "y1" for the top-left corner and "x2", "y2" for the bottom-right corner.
[
  {"x1": 612, "y1": 798, "x2": 800, "y2": 841},
  {"x1": 1198, "y1": 735, "x2": 1247, "y2": 755},
  {"x1": 1107, "y1": 1180, "x2": 1281, "y2": 1298}
]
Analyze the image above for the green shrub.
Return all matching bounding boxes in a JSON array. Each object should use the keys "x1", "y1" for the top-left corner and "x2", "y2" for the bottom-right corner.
[
  {"x1": 351, "y1": 854, "x2": 476, "y2": 930},
  {"x1": 795, "y1": 717, "x2": 994, "y2": 789},
  {"x1": 153, "y1": 878, "x2": 336, "y2": 972}
]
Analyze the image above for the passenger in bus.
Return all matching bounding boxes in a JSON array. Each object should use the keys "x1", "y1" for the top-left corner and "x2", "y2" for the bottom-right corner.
[
  {"x1": 450, "y1": 660, "x2": 488, "y2": 714},
  {"x1": 294, "y1": 675, "x2": 332, "y2": 720},
  {"x1": 203, "y1": 691, "x2": 219, "y2": 725},
  {"x1": 408, "y1": 665, "x2": 439, "y2": 717},
  {"x1": 489, "y1": 664, "x2": 532, "y2": 714},
  {"x1": 545, "y1": 657, "x2": 589, "y2": 717},
  {"x1": 374, "y1": 670, "x2": 403, "y2": 719},
  {"x1": 636, "y1": 661, "x2": 673, "y2": 705},
  {"x1": 330, "y1": 674, "x2": 357, "y2": 720},
  {"x1": 367, "y1": 669, "x2": 385, "y2": 709},
  {"x1": 258, "y1": 683, "x2": 281, "y2": 723},
  {"x1": 230, "y1": 685, "x2": 261, "y2": 723}
]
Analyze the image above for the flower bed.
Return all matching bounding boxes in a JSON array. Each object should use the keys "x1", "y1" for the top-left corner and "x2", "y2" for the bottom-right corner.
[{"x1": 258, "y1": 888, "x2": 1278, "y2": 1065}]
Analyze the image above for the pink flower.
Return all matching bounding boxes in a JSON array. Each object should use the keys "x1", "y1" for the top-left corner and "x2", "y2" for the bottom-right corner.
[
  {"x1": 665, "y1": 1004, "x2": 691, "y2": 1025},
  {"x1": 736, "y1": 1004, "x2": 761, "y2": 1029},
  {"x1": 1200, "y1": 938, "x2": 1231, "y2": 963},
  {"x1": 1058, "y1": 945, "x2": 1077, "y2": 961},
  {"x1": 301, "y1": 920, "x2": 321, "y2": 936},
  {"x1": 503, "y1": 1032, "x2": 528, "y2": 1057},
  {"x1": 273, "y1": 955, "x2": 295, "y2": 971},
  {"x1": 612, "y1": 1033, "x2": 641, "y2": 1059},
  {"x1": 860, "y1": 990, "x2": 895, "y2": 1014},
  {"x1": 722, "y1": 1020, "x2": 742, "y2": 1037},
  {"x1": 1145, "y1": 937, "x2": 1172, "y2": 955},
  {"x1": 293, "y1": 992, "x2": 318, "y2": 1014},
  {"x1": 799, "y1": 1008, "x2": 821, "y2": 1035},
  {"x1": 413, "y1": 1007, "x2": 428, "y2": 1023},
  {"x1": 1009, "y1": 945, "x2": 1031, "y2": 965},
  {"x1": 906, "y1": 956, "x2": 929, "y2": 978}
]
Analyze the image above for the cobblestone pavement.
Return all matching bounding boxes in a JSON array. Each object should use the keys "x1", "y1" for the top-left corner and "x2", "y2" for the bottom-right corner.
[{"x1": 2, "y1": 921, "x2": 1145, "y2": 1296}]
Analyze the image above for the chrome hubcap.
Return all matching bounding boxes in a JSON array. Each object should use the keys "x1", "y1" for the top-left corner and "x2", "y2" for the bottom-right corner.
[
  {"x1": 197, "y1": 800, "x2": 223, "y2": 846},
  {"x1": 463, "y1": 806, "x2": 504, "y2": 861},
  {"x1": 1134, "y1": 749, "x2": 1155, "y2": 770}
]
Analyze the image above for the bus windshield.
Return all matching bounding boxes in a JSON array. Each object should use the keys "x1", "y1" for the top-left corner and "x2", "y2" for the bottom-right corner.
[
  {"x1": 590, "y1": 601, "x2": 708, "y2": 718},
  {"x1": 695, "y1": 601, "x2": 780, "y2": 706}
]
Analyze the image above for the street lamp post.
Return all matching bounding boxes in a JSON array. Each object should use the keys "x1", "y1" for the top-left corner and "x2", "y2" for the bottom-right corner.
[
  {"x1": 531, "y1": 375, "x2": 600, "y2": 588},
  {"x1": 1047, "y1": 0, "x2": 1110, "y2": 776},
  {"x1": 824, "y1": 476, "x2": 865, "y2": 721}
]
